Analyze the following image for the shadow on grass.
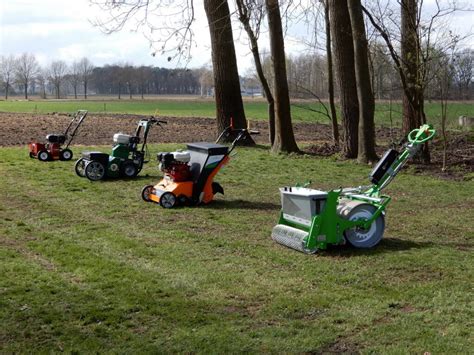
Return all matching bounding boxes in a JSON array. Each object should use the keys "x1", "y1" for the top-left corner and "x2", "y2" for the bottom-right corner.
[
  {"x1": 203, "y1": 199, "x2": 280, "y2": 211},
  {"x1": 86, "y1": 174, "x2": 160, "y2": 182},
  {"x1": 325, "y1": 237, "x2": 434, "y2": 257}
]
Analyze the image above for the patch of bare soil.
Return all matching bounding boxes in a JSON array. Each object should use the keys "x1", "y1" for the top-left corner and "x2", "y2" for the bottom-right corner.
[
  {"x1": 1, "y1": 112, "x2": 471, "y2": 180},
  {"x1": 305, "y1": 126, "x2": 473, "y2": 181}
]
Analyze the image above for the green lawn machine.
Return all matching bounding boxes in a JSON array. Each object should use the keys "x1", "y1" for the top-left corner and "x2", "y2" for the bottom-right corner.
[
  {"x1": 271, "y1": 124, "x2": 436, "y2": 254},
  {"x1": 75, "y1": 117, "x2": 166, "y2": 181}
]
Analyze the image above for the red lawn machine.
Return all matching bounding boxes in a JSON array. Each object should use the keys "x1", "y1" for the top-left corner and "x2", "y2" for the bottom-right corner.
[{"x1": 29, "y1": 110, "x2": 88, "y2": 162}]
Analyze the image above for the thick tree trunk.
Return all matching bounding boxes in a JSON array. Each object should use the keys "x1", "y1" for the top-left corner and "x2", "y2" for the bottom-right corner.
[
  {"x1": 401, "y1": 0, "x2": 421, "y2": 134},
  {"x1": 347, "y1": 0, "x2": 378, "y2": 163},
  {"x1": 236, "y1": 0, "x2": 275, "y2": 145},
  {"x1": 24, "y1": 83, "x2": 28, "y2": 99},
  {"x1": 324, "y1": 0, "x2": 339, "y2": 146},
  {"x1": 328, "y1": 0, "x2": 359, "y2": 158},
  {"x1": 84, "y1": 81, "x2": 88, "y2": 99},
  {"x1": 265, "y1": 0, "x2": 299, "y2": 153},
  {"x1": 204, "y1": 0, "x2": 254, "y2": 143},
  {"x1": 401, "y1": 0, "x2": 430, "y2": 162}
]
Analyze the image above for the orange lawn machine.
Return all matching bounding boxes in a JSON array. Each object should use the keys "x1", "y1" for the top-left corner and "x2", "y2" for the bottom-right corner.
[
  {"x1": 28, "y1": 110, "x2": 88, "y2": 161},
  {"x1": 141, "y1": 124, "x2": 257, "y2": 208}
]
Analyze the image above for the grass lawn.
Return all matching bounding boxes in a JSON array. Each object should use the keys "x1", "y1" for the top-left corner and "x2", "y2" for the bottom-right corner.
[
  {"x1": 0, "y1": 97, "x2": 472, "y2": 127},
  {"x1": 1, "y1": 144, "x2": 472, "y2": 352}
]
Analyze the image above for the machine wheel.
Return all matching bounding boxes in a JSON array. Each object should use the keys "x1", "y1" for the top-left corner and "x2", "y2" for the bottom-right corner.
[
  {"x1": 141, "y1": 185, "x2": 154, "y2": 202},
  {"x1": 342, "y1": 203, "x2": 385, "y2": 248},
  {"x1": 29, "y1": 152, "x2": 35, "y2": 159},
  {"x1": 60, "y1": 149, "x2": 73, "y2": 161},
  {"x1": 178, "y1": 195, "x2": 189, "y2": 205},
  {"x1": 122, "y1": 162, "x2": 138, "y2": 178},
  {"x1": 160, "y1": 192, "x2": 176, "y2": 209},
  {"x1": 37, "y1": 150, "x2": 50, "y2": 162},
  {"x1": 85, "y1": 161, "x2": 106, "y2": 181},
  {"x1": 75, "y1": 158, "x2": 86, "y2": 177}
]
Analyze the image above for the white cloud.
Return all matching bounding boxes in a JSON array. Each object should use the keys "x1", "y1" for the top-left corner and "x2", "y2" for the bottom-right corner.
[{"x1": 1, "y1": 0, "x2": 471, "y2": 72}]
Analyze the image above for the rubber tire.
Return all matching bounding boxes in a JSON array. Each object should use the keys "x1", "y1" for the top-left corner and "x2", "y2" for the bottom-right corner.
[
  {"x1": 37, "y1": 150, "x2": 50, "y2": 162},
  {"x1": 122, "y1": 162, "x2": 138, "y2": 178},
  {"x1": 160, "y1": 192, "x2": 176, "y2": 209},
  {"x1": 141, "y1": 185, "x2": 154, "y2": 202},
  {"x1": 29, "y1": 152, "x2": 35, "y2": 159},
  {"x1": 60, "y1": 149, "x2": 73, "y2": 161},
  {"x1": 85, "y1": 161, "x2": 106, "y2": 181},
  {"x1": 75, "y1": 158, "x2": 86, "y2": 177},
  {"x1": 343, "y1": 204, "x2": 385, "y2": 248}
]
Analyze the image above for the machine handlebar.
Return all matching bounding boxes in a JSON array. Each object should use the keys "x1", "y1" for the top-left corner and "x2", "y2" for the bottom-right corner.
[{"x1": 408, "y1": 124, "x2": 436, "y2": 144}]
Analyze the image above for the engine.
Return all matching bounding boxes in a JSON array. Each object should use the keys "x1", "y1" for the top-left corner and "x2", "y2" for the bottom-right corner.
[{"x1": 157, "y1": 151, "x2": 191, "y2": 182}]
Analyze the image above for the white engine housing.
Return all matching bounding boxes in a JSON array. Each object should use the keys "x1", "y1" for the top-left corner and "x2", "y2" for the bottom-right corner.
[
  {"x1": 113, "y1": 133, "x2": 132, "y2": 144},
  {"x1": 172, "y1": 151, "x2": 191, "y2": 163}
]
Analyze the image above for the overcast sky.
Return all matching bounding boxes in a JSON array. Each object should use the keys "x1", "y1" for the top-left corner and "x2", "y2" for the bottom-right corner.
[{"x1": 0, "y1": 0, "x2": 472, "y2": 72}]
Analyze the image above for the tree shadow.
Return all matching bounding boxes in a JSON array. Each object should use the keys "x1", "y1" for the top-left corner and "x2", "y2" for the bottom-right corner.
[
  {"x1": 202, "y1": 199, "x2": 281, "y2": 211},
  {"x1": 323, "y1": 237, "x2": 435, "y2": 257}
]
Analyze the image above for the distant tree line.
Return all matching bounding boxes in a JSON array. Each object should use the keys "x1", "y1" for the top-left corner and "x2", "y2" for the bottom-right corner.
[
  {"x1": 0, "y1": 54, "x2": 215, "y2": 99},
  {"x1": 2, "y1": 49, "x2": 471, "y2": 102}
]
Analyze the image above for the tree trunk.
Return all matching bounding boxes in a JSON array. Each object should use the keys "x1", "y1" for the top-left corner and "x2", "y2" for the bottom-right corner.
[
  {"x1": 324, "y1": 0, "x2": 339, "y2": 146},
  {"x1": 401, "y1": 0, "x2": 421, "y2": 133},
  {"x1": 328, "y1": 0, "x2": 359, "y2": 158},
  {"x1": 401, "y1": 0, "x2": 430, "y2": 162},
  {"x1": 265, "y1": 0, "x2": 299, "y2": 153},
  {"x1": 236, "y1": 0, "x2": 276, "y2": 145},
  {"x1": 84, "y1": 81, "x2": 88, "y2": 99},
  {"x1": 5, "y1": 83, "x2": 9, "y2": 100},
  {"x1": 347, "y1": 0, "x2": 378, "y2": 163},
  {"x1": 24, "y1": 83, "x2": 28, "y2": 99},
  {"x1": 204, "y1": 0, "x2": 254, "y2": 143},
  {"x1": 74, "y1": 85, "x2": 77, "y2": 99}
]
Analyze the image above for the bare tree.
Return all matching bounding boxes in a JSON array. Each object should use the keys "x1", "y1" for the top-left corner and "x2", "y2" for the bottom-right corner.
[
  {"x1": 453, "y1": 49, "x2": 473, "y2": 100},
  {"x1": 0, "y1": 55, "x2": 16, "y2": 99},
  {"x1": 15, "y1": 53, "x2": 39, "y2": 99},
  {"x1": 36, "y1": 69, "x2": 48, "y2": 99},
  {"x1": 362, "y1": 0, "x2": 469, "y2": 162},
  {"x1": 328, "y1": 0, "x2": 359, "y2": 158},
  {"x1": 136, "y1": 65, "x2": 153, "y2": 98},
  {"x1": 69, "y1": 61, "x2": 81, "y2": 99},
  {"x1": 266, "y1": 0, "x2": 299, "y2": 153},
  {"x1": 323, "y1": 0, "x2": 339, "y2": 146},
  {"x1": 91, "y1": 0, "x2": 195, "y2": 65},
  {"x1": 48, "y1": 60, "x2": 68, "y2": 99},
  {"x1": 78, "y1": 57, "x2": 94, "y2": 99},
  {"x1": 347, "y1": 0, "x2": 378, "y2": 163},
  {"x1": 236, "y1": 0, "x2": 276, "y2": 144},
  {"x1": 196, "y1": 65, "x2": 213, "y2": 97}
]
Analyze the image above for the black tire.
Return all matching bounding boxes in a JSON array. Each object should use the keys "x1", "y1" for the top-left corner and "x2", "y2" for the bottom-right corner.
[
  {"x1": 85, "y1": 161, "x2": 106, "y2": 181},
  {"x1": 60, "y1": 149, "x2": 73, "y2": 161},
  {"x1": 141, "y1": 185, "x2": 154, "y2": 202},
  {"x1": 75, "y1": 158, "x2": 86, "y2": 177},
  {"x1": 160, "y1": 192, "x2": 176, "y2": 209},
  {"x1": 29, "y1": 152, "x2": 35, "y2": 159},
  {"x1": 37, "y1": 150, "x2": 50, "y2": 162},
  {"x1": 178, "y1": 195, "x2": 189, "y2": 205},
  {"x1": 122, "y1": 162, "x2": 138, "y2": 178}
]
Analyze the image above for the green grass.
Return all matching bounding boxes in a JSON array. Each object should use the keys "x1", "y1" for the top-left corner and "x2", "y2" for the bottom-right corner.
[
  {"x1": 1, "y1": 145, "x2": 473, "y2": 352},
  {"x1": 0, "y1": 97, "x2": 472, "y2": 127}
]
